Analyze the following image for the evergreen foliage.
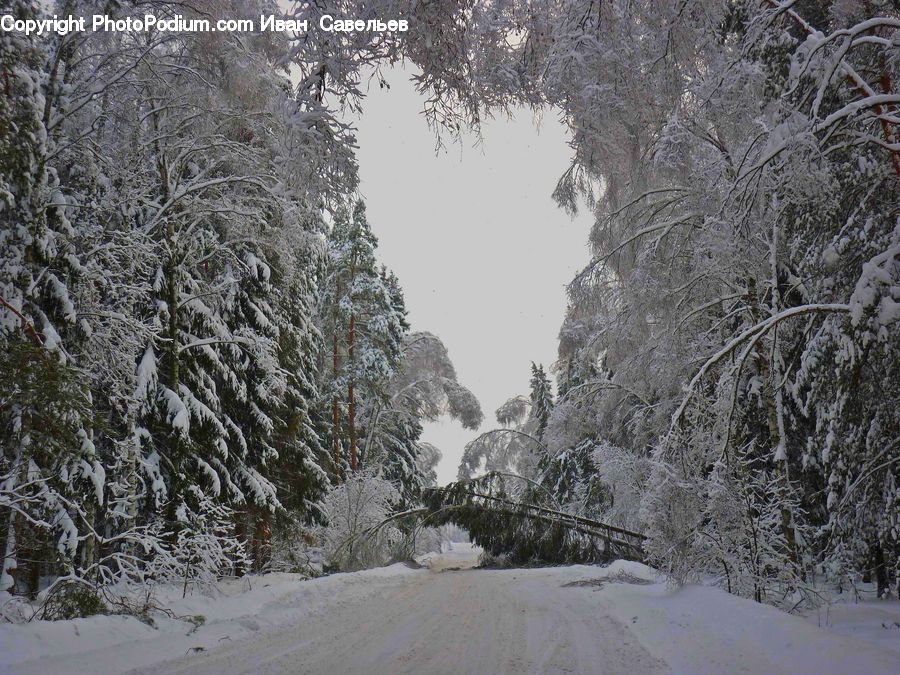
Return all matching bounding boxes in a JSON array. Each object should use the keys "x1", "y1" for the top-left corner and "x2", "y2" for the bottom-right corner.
[{"x1": 421, "y1": 473, "x2": 644, "y2": 565}]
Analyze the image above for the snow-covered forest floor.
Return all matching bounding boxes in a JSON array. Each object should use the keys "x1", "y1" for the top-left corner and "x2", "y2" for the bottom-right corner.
[{"x1": 2, "y1": 543, "x2": 897, "y2": 675}]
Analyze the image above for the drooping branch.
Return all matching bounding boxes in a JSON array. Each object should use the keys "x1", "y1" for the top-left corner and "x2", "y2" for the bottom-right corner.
[
  {"x1": 671, "y1": 303, "x2": 850, "y2": 427},
  {"x1": 0, "y1": 295, "x2": 45, "y2": 347},
  {"x1": 762, "y1": 0, "x2": 900, "y2": 175}
]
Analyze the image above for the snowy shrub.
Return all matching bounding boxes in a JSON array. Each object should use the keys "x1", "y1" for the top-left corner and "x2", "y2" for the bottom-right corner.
[
  {"x1": 38, "y1": 580, "x2": 106, "y2": 621},
  {"x1": 478, "y1": 550, "x2": 511, "y2": 568},
  {"x1": 592, "y1": 441, "x2": 651, "y2": 532},
  {"x1": 0, "y1": 593, "x2": 31, "y2": 624},
  {"x1": 320, "y1": 473, "x2": 403, "y2": 571},
  {"x1": 266, "y1": 521, "x2": 325, "y2": 576},
  {"x1": 144, "y1": 490, "x2": 249, "y2": 596}
]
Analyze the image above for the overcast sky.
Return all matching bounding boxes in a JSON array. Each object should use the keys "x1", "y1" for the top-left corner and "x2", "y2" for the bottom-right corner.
[{"x1": 350, "y1": 69, "x2": 593, "y2": 485}]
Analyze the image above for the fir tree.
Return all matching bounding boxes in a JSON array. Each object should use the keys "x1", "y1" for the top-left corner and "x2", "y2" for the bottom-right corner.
[
  {"x1": 320, "y1": 200, "x2": 405, "y2": 477},
  {"x1": 528, "y1": 363, "x2": 554, "y2": 443}
]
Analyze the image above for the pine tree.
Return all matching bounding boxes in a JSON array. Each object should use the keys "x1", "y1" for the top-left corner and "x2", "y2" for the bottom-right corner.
[{"x1": 320, "y1": 201, "x2": 405, "y2": 477}]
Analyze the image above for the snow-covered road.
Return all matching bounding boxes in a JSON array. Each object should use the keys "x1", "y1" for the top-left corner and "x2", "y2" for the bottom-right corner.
[
  {"x1": 3, "y1": 543, "x2": 899, "y2": 674},
  {"x1": 132, "y1": 544, "x2": 666, "y2": 675}
]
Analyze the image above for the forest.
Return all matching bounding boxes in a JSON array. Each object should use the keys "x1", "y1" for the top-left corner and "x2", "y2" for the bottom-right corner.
[{"x1": 1, "y1": 0, "x2": 898, "y2": 639}]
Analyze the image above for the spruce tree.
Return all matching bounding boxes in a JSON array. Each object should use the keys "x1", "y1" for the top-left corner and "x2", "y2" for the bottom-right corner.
[
  {"x1": 320, "y1": 201, "x2": 405, "y2": 475},
  {"x1": 0, "y1": 0, "x2": 99, "y2": 596},
  {"x1": 528, "y1": 363, "x2": 554, "y2": 442}
]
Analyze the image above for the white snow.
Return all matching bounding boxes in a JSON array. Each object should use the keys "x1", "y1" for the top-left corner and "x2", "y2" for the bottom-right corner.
[
  {"x1": 2, "y1": 544, "x2": 898, "y2": 674},
  {"x1": 0, "y1": 564, "x2": 421, "y2": 675},
  {"x1": 160, "y1": 388, "x2": 190, "y2": 435},
  {"x1": 802, "y1": 594, "x2": 900, "y2": 657}
]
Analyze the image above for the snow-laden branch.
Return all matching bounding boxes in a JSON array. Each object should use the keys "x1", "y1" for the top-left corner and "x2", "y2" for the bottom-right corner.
[
  {"x1": 176, "y1": 336, "x2": 255, "y2": 354},
  {"x1": 671, "y1": 303, "x2": 849, "y2": 427}
]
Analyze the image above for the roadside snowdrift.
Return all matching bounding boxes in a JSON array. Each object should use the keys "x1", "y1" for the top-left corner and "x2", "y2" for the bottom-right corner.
[
  {"x1": 563, "y1": 560, "x2": 900, "y2": 673},
  {"x1": 2, "y1": 546, "x2": 897, "y2": 674},
  {"x1": 0, "y1": 564, "x2": 420, "y2": 674}
]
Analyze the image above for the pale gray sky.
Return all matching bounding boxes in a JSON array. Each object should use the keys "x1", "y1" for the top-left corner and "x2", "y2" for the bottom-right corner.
[{"x1": 351, "y1": 69, "x2": 592, "y2": 485}]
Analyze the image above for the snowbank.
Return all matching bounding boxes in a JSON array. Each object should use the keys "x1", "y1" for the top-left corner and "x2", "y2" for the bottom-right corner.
[
  {"x1": 0, "y1": 564, "x2": 421, "y2": 674},
  {"x1": 557, "y1": 561, "x2": 900, "y2": 674}
]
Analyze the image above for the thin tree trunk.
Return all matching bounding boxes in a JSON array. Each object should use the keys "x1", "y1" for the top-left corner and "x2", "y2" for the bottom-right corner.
[
  {"x1": 82, "y1": 498, "x2": 96, "y2": 582},
  {"x1": 164, "y1": 223, "x2": 179, "y2": 388},
  {"x1": 758, "y1": 331, "x2": 801, "y2": 577},
  {"x1": 1, "y1": 508, "x2": 18, "y2": 595},
  {"x1": 234, "y1": 513, "x2": 248, "y2": 575},
  {"x1": 871, "y1": 539, "x2": 889, "y2": 598},
  {"x1": 745, "y1": 274, "x2": 801, "y2": 577},
  {"x1": 348, "y1": 312, "x2": 357, "y2": 472},
  {"x1": 0, "y1": 448, "x2": 23, "y2": 595},
  {"x1": 768, "y1": 230, "x2": 802, "y2": 579},
  {"x1": 126, "y1": 417, "x2": 138, "y2": 530},
  {"x1": 332, "y1": 328, "x2": 341, "y2": 479}
]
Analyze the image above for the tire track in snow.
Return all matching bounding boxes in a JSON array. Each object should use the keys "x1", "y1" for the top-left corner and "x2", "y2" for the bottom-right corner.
[{"x1": 133, "y1": 548, "x2": 666, "y2": 675}]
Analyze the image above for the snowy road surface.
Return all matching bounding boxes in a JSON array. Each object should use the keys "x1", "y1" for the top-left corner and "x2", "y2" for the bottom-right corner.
[
  {"x1": 3, "y1": 543, "x2": 899, "y2": 674},
  {"x1": 133, "y1": 544, "x2": 666, "y2": 675}
]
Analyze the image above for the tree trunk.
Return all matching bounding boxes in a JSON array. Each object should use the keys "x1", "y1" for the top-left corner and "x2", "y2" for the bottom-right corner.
[
  {"x1": 0, "y1": 449, "x2": 23, "y2": 595},
  {"x1": 126, "y1": 417, "x2": 138, "y2": 530},
  {"x1": 82, "y1": 498, "x2": 96, "y2": 582},
  {"x1": 164, "y1": 222, "x2": 179, "y2": 389},
  {"x1": 1, "y1": 508, "x2": 18, "y2": 595},
  {"x1": 332, "y1": 328, "x2": 341, "y2": 478},
  {"x1": 348, "y1": 312, "x2": 357, "y2": 472},
  {"x1": 234, "y1": 513, "x2": 248, "y2": 576},
  {"x1": 748, "y1": 274, "x2": 802, "y2": 578},
  {"x1": 26, "y1": 543, "x2": 40, "y2": 600},
  {"x1": 871, "y1": 540, "x2": 889, "y2": 599},
  {"x1": 254, "y1": 510, "x2": 272, "y2": 572},
  {"x1": 758, "y1": 347, "x2": 801, "y2": 576}
]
